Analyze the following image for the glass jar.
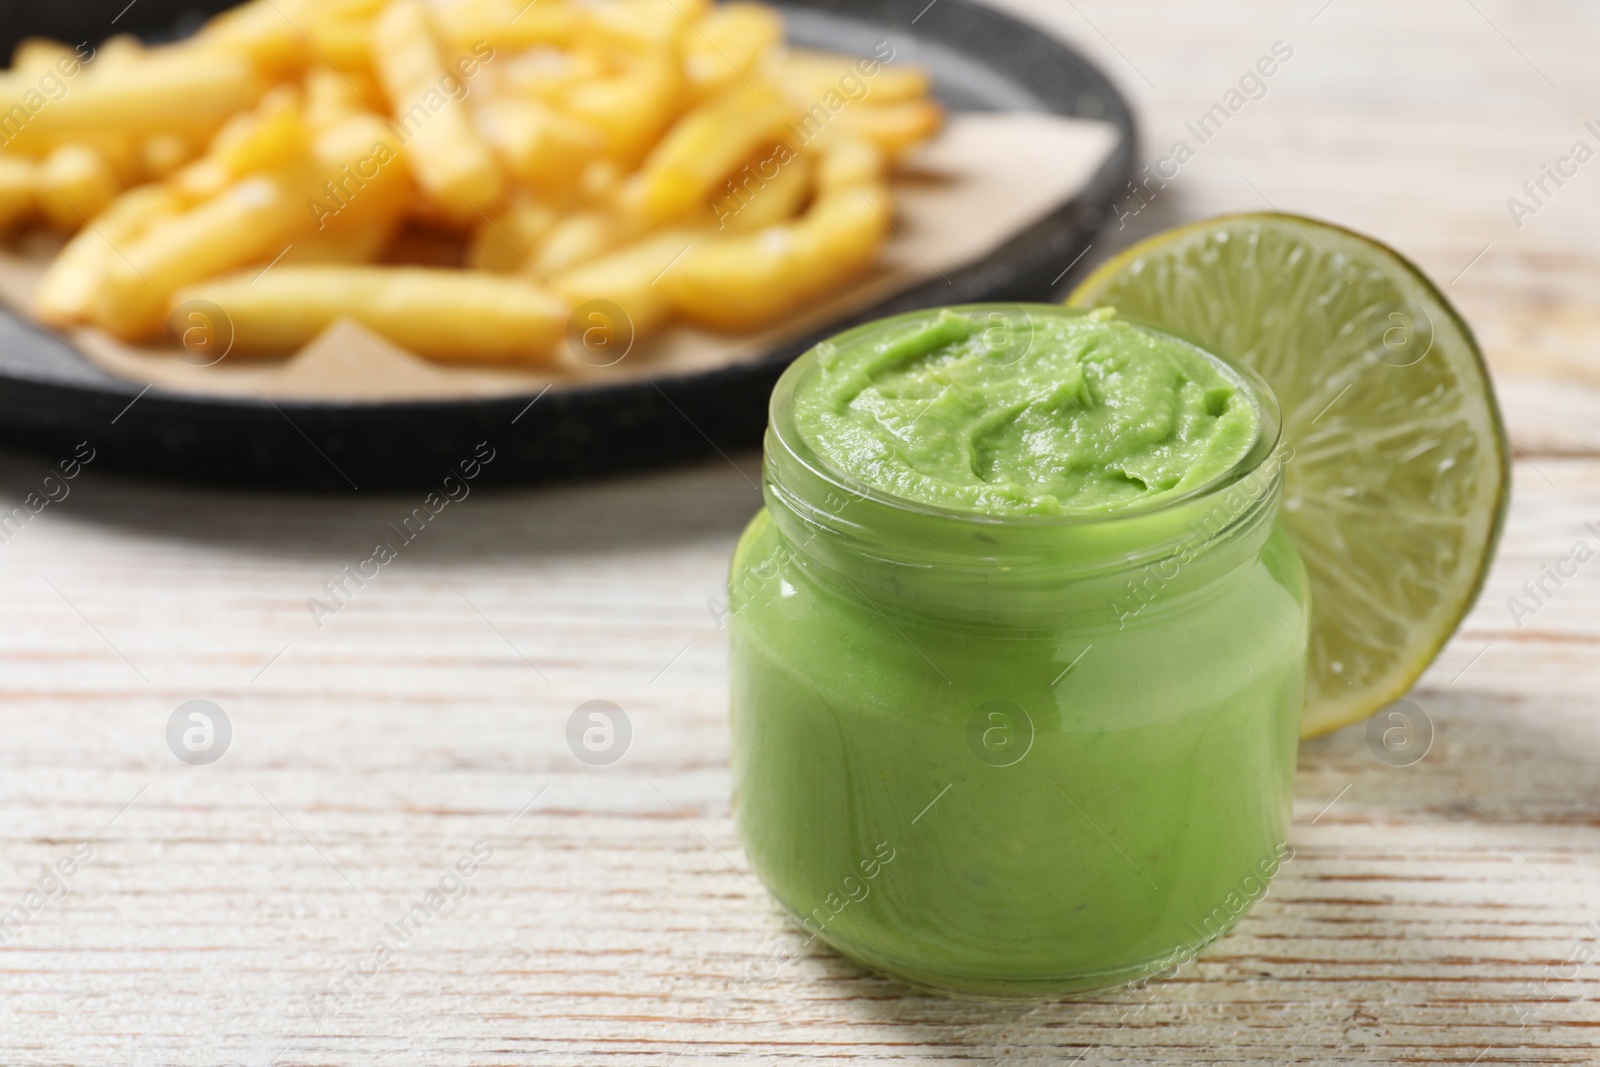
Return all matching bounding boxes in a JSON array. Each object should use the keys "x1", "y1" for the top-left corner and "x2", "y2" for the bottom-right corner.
[{"x1": 726, "y1": 308, "x2": 1310, "y2": 998}]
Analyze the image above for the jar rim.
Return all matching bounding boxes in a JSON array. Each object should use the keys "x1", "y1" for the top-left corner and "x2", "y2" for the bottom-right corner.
[{"x1": 767, "y1": 303, "x2": 1284, "y2": 532}]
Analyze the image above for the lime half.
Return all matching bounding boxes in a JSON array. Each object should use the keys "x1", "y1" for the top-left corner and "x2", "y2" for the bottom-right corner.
[{"x1": 1068, "y1": 213, "x2": 1510, "y2": 738}]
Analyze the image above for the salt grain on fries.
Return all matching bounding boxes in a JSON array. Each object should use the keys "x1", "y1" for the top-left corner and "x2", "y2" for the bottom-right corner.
[{"x1": 0, "y1": 0, "x2": 942, "y2": 365}]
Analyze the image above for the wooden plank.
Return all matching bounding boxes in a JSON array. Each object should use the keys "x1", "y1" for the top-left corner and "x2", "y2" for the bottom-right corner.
[{"x1": 0, "y1": 447, "x2": 1595, "y2": 1065}]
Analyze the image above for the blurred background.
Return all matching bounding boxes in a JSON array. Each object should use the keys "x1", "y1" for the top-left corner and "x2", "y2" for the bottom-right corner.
[
  {"x1": 0, "y1": 1, "x2": 1596, "y2": 1065},
  {"x1": 1041, "y1": 0, "x2": 1597, "y2": 436}
]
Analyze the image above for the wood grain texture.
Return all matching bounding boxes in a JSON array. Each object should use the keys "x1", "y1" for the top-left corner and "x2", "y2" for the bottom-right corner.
[{"x1": 3, "y1": 1, "x2": 1600, "y2": 1064}]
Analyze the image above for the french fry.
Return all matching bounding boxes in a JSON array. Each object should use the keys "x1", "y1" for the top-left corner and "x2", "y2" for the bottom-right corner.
[
  {"x1": 477, "y1": 97, "x2": 601, "y2": 191},
  {"x1": 305, "y1": 113, "x2": 411, "y2": 251},
  {"x1": 90, "y1": 113, "x2": 405, "y2": 339},
  {"x1": 535, "y1": 208, "x2": 637, "y2": 276},
  {"x1": 712, "y1": 146, "x2": 810, "y2": 232},
  {"x1": 8, "y1": 51, "x2": 266, "y2": 149},
  {"x1": 0, "y1": 44, "x2": 80, "y2": 97},
  {"x1": 297, "y1": 0, "x2": 387, "y2": 74},
  {"x1": 304, "y1": 66, "x2": 383, "y2": 129},
  {"x1": 435, "y1": 0, "x2": 580, "y2": 53},
  {"x1": 142, "y1": 133, "x2": 199, "y2": 179},
  {"x1": 317, "y1": 0, "x2": 388, "y2": 17},
  {"x1": 277, "y1": 223, "x2": 394, "y2": 266},
  {"x1": 553, "y1": 228, "x2": 699, "y2": 338},
  {"x1": 578, "y1": 158, "x2": 622, "y2": 203},
  {"x1": 170, "y1": 87, "x2": 311, "y2": 200},
  {"x1": 0, "y1": 155, "x2": 35, "y2": 231},
  {"x1": 372, "y1": 0, "x2": 506, "y2": 222},
  {"x1": 498, "y1": 48, "x2": 606, "y2": 105},
  {"x1": 12, "y1": 130, "x2": 141, "y2": 182},
  {"x1": 684, "y1": 3, "x2": 782, "y2": 99},
  {"x1": 624, "y1": 84, "x2": 792, "y2": 224},
  {"x1": 189, "y1": 0, "x2": 312, "y2": 80},
  {"x1": 809, "y1": 135, "x2": 886, "y2": 196},
  {"x1": 306, "y1": 15, "x2": 378, "y2": 76},
  {"x1": 664, "y1": 139, "x2": 888, "y2": 331},
  {"x1": 35, "y1": 184, "x2": 185, "y2": 325},
  {"x1": 0, "y1": 49, "x2": 92, "y2": 160},
  {"x1": 172, "y1": 266, "x2": 569, "y2": 362},
  {"x1": 804, "y1": 99, "x2": 944, "y2": 159},
  {"x1": 87, "y1": 168, "x2": 321, "y2": 339},
  {"x1": 217, "y1": 87, "x2": 311, "y2": 175},
  {"x1": 86, "y1": 134, "x2": 143, "y2": 184},
  {"x1": 36, "y1": 143, "x2": 120, "y2": 230},
  {"x1": 90, "y1": 35, "x2": 147, "y2": 74},
  {"x1": 776, "y1": 50, "x2": 931, "y2": 107},
  {"x1": 582, "y1": 0, "x2": 711, "y2": 55},
  {"x1": 466, "y1": 194, "x2": 557, "y2": 272},
  {"x1": 11, "y1": 39, "x2": 73, "y2": 74},
  {"x1": 559, "y1": 53, "x2": 683, "y2": 167}
]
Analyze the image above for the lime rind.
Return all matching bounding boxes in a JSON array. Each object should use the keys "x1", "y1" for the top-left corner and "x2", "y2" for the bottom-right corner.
[{"x1": 1068, "y1": 213, "x2": 1510, "y2": 738}]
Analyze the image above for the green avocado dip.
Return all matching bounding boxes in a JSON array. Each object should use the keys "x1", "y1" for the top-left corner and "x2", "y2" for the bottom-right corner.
[
  {"x1": 792, "y1": 307, "x2": 1260, "y2": 515},
  {"x1": 728, "y1": 305, "x2": 1309, "y2": 997}
]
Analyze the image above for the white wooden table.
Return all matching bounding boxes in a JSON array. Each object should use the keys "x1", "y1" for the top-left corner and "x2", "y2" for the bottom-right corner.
[{"x1": 5, "y1": 1, "x2": 1600, "y2": 1063}]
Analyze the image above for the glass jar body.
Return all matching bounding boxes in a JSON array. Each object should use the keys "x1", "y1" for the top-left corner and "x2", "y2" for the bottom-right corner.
[{"x1": 727, "y1": 504, "x2": 1309, "y2": 998}]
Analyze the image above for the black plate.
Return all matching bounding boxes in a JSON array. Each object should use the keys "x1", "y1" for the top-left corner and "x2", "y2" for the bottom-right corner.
[{"x1": 0, "y1": 0, "x2": 1135, "y2": 491}]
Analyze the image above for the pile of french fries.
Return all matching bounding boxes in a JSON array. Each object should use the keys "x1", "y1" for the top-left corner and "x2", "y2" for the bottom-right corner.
[{"x1": 0, "y1": 0, "x2": 942, "y2": 364}]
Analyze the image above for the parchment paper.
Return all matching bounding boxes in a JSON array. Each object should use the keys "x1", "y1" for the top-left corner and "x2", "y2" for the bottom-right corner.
[{"x1": 0, "y1": 112, "x2": 1116, "y2": 401}]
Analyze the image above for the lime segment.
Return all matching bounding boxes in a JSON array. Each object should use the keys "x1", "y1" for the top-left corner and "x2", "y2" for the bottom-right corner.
[{"x1": 1068, "y1": 213, "x2": 1510, "y2": 738}]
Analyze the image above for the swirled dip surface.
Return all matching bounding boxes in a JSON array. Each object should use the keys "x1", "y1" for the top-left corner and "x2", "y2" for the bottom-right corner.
[{"x1": 792, "y1": 307, "x2": 1261, "y2": 515}]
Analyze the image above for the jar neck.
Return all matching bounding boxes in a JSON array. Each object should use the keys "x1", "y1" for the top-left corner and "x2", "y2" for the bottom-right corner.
[{"x1": 763, "y1": 351, "x2": 1288, "y2": 629}]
